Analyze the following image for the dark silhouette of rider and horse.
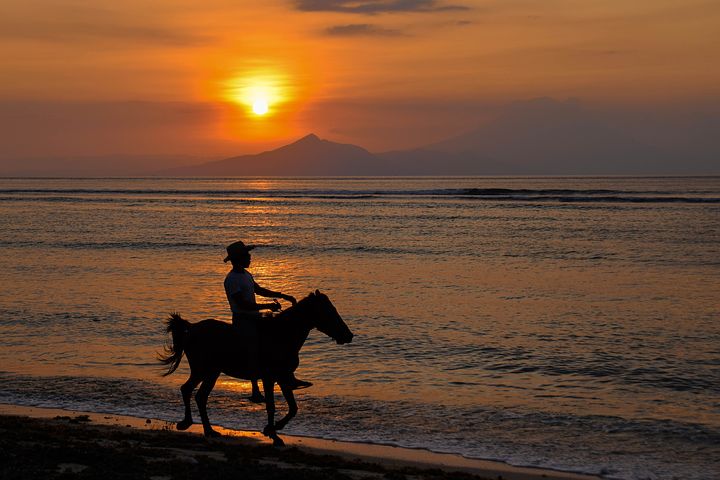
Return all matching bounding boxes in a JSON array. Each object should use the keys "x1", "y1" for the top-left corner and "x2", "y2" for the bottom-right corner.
[{"x1": 159, "y1": 290, "x2": 353, "y2": 446}]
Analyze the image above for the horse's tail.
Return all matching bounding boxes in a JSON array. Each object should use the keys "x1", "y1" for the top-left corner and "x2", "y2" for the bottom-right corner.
[{"x1": 158, "y1": 312, "x2": 190, "y2": 376}]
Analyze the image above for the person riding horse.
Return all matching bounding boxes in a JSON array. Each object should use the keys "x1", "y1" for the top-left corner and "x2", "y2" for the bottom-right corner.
[
  {"x1": 223, "y1": 240, "x2": 312, "y2": 402},
  {"x1": 160, "y1": 290, "x2": 353, "y2": 442}
]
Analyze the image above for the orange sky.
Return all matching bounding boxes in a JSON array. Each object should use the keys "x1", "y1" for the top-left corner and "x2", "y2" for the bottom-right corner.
[{"x1": 1, "y1": 0, "x2": 719, "y2": 157}]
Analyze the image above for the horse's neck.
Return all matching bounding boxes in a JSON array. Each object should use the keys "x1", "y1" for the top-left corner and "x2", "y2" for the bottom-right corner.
[{"x1": 276, "y1": 305, "x2": 313, "y2": 352}]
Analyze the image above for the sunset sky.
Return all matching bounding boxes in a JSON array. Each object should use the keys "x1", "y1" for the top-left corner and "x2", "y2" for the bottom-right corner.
[{"x1": 1, "y1": 0, "x2": 719, "y2": 160}]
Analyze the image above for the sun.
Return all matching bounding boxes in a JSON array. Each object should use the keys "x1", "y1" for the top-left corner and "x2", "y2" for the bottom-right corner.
[
  {"x1": 224, "y1": 73, "x2": 289, "y2": 118},
  {"x1": 252, "y1": 97, "x2": 269, "y2": 115}
]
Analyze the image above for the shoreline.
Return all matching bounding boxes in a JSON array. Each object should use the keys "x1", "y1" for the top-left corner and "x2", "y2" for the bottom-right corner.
[{"x1": 1, "y1": 403, "x2": 599, "y2": 480}]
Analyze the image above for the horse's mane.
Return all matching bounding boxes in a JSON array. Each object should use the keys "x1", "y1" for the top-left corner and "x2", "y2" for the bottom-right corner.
[
  {"x1": 264, "y1": 292, "x2": 325, "y2": 331},
  {"x1": 274, "y1": 293, "x2": 315, "y2": 320}
]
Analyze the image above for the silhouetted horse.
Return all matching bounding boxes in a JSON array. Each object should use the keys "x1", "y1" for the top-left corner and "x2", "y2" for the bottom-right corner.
[{"x1": 159, "y1": 290, "x2": 353, "y2": 446}]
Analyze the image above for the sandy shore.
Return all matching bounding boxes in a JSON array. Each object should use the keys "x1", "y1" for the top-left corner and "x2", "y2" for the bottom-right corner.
[{"x1": 0, "y1": 404, "x2": 599, "y2": 480}]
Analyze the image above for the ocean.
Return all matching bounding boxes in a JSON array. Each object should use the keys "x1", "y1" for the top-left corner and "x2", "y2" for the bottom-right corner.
[{"x1": 0, "y1": 176, "x2": 718, "y2": 480}]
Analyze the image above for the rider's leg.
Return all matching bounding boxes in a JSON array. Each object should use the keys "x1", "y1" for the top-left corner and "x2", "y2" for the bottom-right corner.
[
  {"x1": 288, "y1": 372, "x2": 313, "y2": 389},
  {"x1": 234, "y1": 314, "x2": 266, "y2": 402}
]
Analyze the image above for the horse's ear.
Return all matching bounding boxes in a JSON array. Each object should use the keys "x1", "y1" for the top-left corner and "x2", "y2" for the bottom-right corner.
[
  {"x1": 309, "y1": 291, "x2": 315, "y2": 297},
  {"x1": 315, "y1": 289, "x2": 321, "y2": 295}
]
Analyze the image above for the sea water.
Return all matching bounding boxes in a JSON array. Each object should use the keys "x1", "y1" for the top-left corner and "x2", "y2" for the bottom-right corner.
[{"x1": 0, "y1": 176, "x2": 718, "y2": 480}]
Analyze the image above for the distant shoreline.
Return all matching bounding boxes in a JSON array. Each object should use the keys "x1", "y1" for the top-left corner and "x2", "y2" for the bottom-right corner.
[
  {"x1": 0, "y1": 403, "x2": 598, "y2": 480},
  {"x1": 2, "y1": 174, "x2": 720, "y2": 179}
]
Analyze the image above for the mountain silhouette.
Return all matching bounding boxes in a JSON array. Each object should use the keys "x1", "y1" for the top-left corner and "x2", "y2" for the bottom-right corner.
[
  {"x1": 162, "y1": 133, "x2": 381, "y2": 176},
  {"x1": 159, "y1": 98, "x2": 715, "y2": 176},
  {"x1": 419, "y1": 98, "x2": 659, "y2": 174}
]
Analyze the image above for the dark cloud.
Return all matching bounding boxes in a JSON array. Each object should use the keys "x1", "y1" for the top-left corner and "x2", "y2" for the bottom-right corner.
[
  {"x1": 325, "y1": 23, "x2": 404, "y2": 36},
  {"x1": 295, "y1": 0, "x2": 469, "y2": 15}
]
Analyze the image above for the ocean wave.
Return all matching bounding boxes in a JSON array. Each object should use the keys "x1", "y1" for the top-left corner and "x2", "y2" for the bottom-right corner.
[
  {"x1": 1, "y1": 187, "x2": 719, "y2": 204},
  {"x1": 0, "y1": 239, "x2": 444, "y2": 257}
]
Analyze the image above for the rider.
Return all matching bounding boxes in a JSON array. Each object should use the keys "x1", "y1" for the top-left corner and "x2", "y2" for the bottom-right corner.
[{"x1": 223, "y1": 240, "x2": 312, "y2": 403}]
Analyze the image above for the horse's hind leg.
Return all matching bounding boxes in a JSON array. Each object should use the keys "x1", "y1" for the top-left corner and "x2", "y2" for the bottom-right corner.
[
  {"x1": 261, "y1": 378, "x2": 285, "y2": 447},
  {"x1": 274, "y1": 382, "x2": 298, "y2": 432},
  {"x1": 195, "y1": 371, "x2": 221, "y2": 437},
  {"x1": 177, "y1": 374, "x2": 201, "y2": 431}
]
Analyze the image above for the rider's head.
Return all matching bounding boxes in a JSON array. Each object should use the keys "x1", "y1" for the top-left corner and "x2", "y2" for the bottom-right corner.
[{"x1": 223, "y1": 240, "x2": 255, "y2": 269}]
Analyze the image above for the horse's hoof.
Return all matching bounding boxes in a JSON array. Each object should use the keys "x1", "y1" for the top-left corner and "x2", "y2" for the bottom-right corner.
[
  {"x1": 248, "y1": 393, "x2": 265, "y2": 404},
  {"x1": 204, "y1": 429, "x2": 222, "y2": 438},
  {"x1": 176, "y1": 419, "x2": 193, "y2": 431},
  {"x1": 272, "y1": 436, "x2": 285, "y2": 447}
]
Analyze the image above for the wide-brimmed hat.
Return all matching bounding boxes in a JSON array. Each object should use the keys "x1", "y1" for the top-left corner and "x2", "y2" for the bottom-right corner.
[{"x1": 223, "y1": 240, "x2": 255, "y2": 262}]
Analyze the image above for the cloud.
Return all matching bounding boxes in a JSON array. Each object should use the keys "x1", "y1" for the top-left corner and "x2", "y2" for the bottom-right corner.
[
  {"x1": 295, "y1": 0, "x2": 469, "y2": 15},
  {"x1": 324, "y1": 23, "x2": 404, "y2": 36}
]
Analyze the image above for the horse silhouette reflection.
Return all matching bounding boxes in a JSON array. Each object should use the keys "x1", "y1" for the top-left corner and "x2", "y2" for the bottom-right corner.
[{"x1": 159, "y1": 290, "x2": 353, "y2": 445}]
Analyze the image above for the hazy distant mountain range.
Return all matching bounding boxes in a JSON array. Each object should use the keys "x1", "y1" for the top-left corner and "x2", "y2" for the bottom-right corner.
[
  {"x1": 163, "y1": 98, "x2": 718, "y2": 176},
  {"x1": 3, "y1": 98, "x2": 718, "y2": 176}
]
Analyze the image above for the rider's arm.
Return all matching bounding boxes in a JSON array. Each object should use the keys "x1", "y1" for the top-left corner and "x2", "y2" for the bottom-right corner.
[
  {"x1": 254, "y1": 282, "x2": 297, "y2": 306},
  {"x1": 230, "y1": 291, "x2": 280, "y2": 312}
]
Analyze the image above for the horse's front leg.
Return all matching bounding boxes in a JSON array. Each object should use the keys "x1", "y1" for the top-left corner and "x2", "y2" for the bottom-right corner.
[
  {"x1": 261, "y1": 378, "x2": 285, "y2": 447},
  {"x1": 274, "y1": 382, "x2": 297, "y2": 431}
]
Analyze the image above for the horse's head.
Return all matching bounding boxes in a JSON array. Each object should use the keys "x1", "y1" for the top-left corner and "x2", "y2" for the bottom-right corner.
[{"x1": 306, "y1": 290, "x2": 353, "y2": 345}]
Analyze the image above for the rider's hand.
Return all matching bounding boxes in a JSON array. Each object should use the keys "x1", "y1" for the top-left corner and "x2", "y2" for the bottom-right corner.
[{"x1": 269, "y1": 300, "x2": 281, "y2": 312}]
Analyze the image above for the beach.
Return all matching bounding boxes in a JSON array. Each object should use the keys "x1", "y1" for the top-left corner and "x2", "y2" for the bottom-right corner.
[{"x1": 0, "y1": 404, "x2": 598, "y2": 480}]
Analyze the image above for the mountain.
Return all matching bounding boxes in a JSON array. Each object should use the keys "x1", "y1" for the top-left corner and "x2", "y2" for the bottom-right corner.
[
  {"x1": 379, "y1": 98, "x2": 665, "y2": 175},
  {"x1": 160, "y1": 99, "x2": 718, "y2": 176},
  {"x1": 162, "y1": 134, "x2": 382, "y2": 176}
]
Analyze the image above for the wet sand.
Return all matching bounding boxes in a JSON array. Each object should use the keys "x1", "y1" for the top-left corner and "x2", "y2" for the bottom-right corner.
[{"x1": 0, "y1": 404, "x2": 599, "y2": 480}]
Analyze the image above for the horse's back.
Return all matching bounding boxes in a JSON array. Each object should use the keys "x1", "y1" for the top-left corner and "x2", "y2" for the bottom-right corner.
[
  {"x1": 191, "y1": 318, "x2": 233, "y2": 333},
  {"x1": 184, "y1": 318, "x2": 298, "y2": 381},
  {"x1": 184, "y1": 319, "x2": 238, "y2": 369}
]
